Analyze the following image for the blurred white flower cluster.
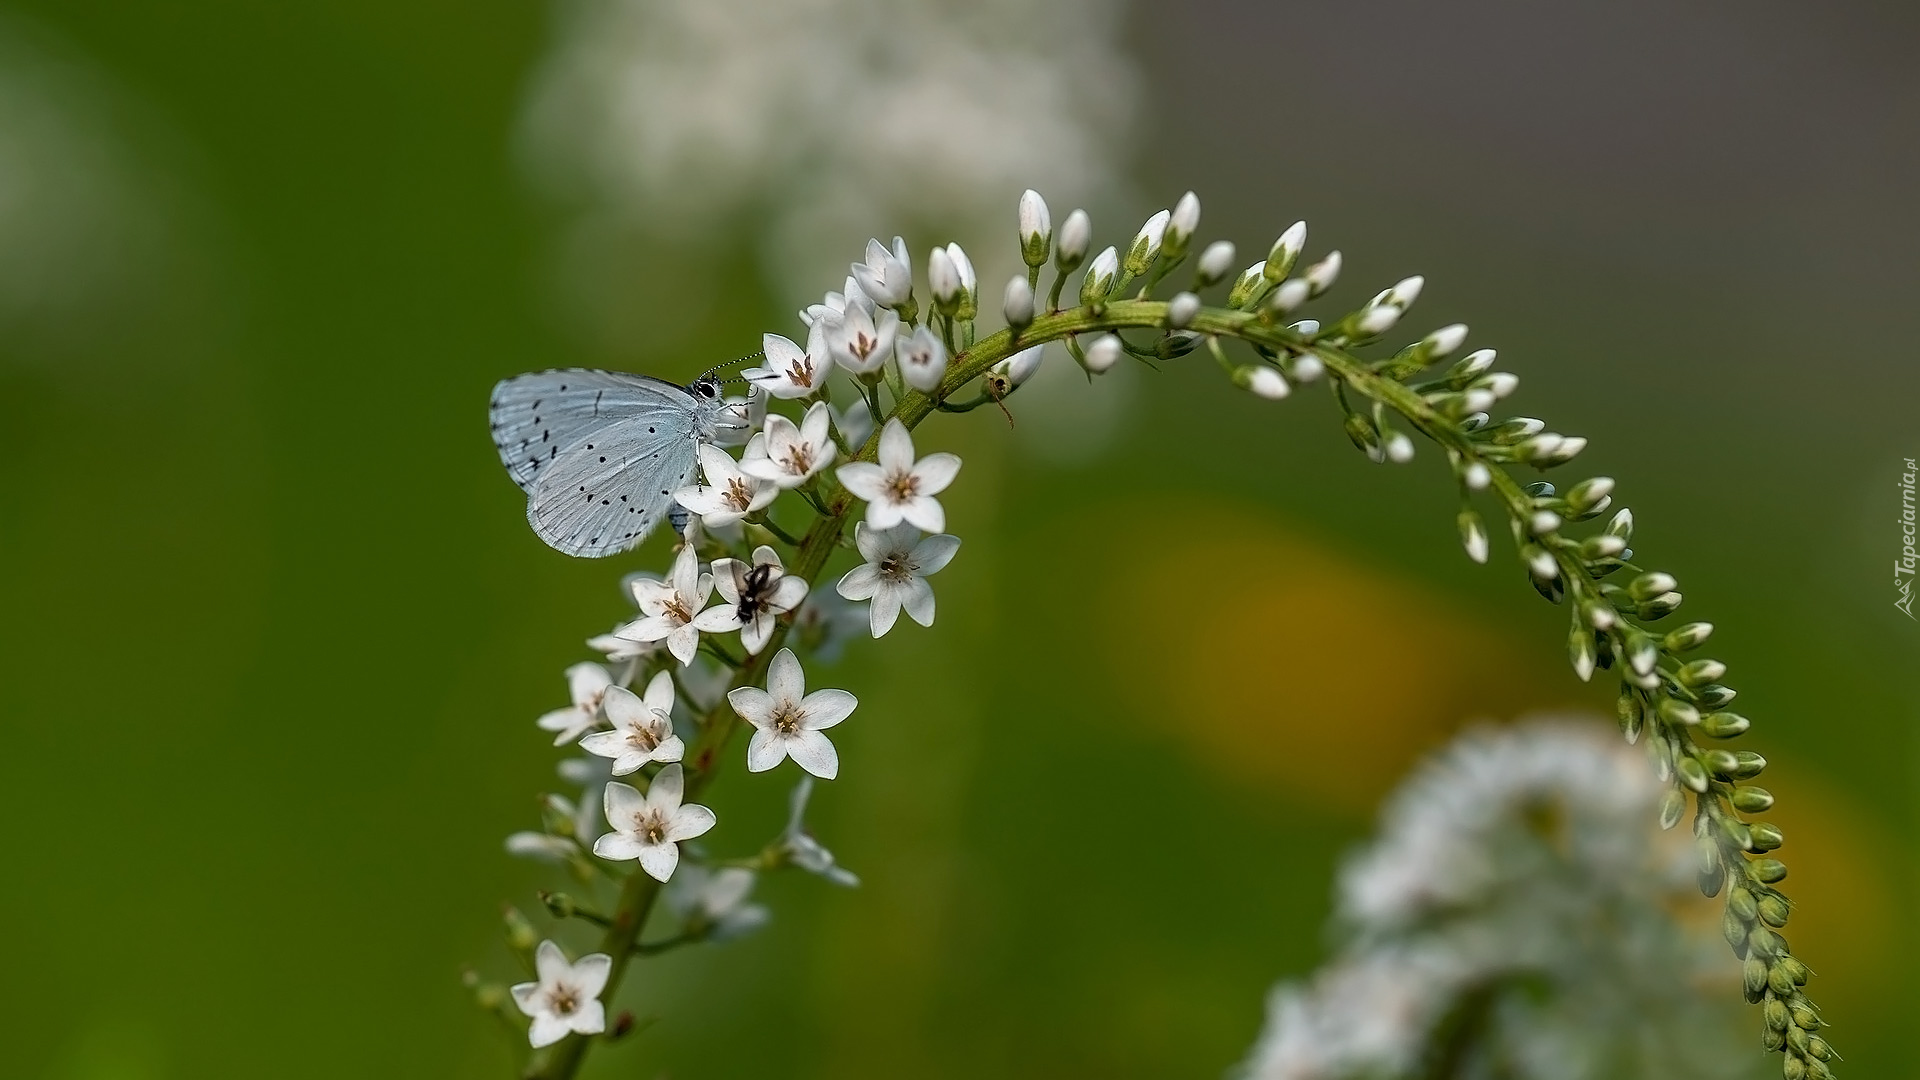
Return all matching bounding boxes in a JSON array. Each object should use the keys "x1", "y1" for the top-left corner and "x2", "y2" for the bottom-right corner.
[
  {"x1": 1241, "y1": 719, "x2": 1747, "y2": 1080},
  {"x1": 518, "y1": 0, "x2": 1138, "y2": 301}
]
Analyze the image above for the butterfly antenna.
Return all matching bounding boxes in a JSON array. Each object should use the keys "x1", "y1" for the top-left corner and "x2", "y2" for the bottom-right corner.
[{"x1": 702, "y1": 350, "x2": 765, "y2": 384}]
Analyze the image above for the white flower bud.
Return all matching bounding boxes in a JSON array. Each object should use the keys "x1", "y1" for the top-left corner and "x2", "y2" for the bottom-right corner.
[
  {"x1": 1196, "y1": 240, "x2": 1236, "y2": 286},
  {"x1": 1226, "y1": 260, "x2": 1268, "y2": 307},
  {"x1": 1080, "y1": 246, "x2": 1119, "y2": 305},
  {"x1": 1235, "y1": 364, "x2": 1290, "y2": 399},
  {"x1": 1357, "y1": 303, "x2": 1402, "y2": 335},
  {"x1": 1530, "y1": 510, "x2": 1563, "y2": 535},
  {"x1": 995, "y1": 344, "x2": 1044, "y2": 388},
  {"x1": 1288, "y1": 319, "x2": 1321, "y2": 336},
  {"x1": 1388, "y1": 275, "x2": 1424, "y2": 307},
  {"x1": 1264, "y1": 220, "x2": 1307, "y2": 282},
  {"x1": 1083, "y1": 333, "x2": 1122, "y2": 373},
  {"x1": 1056, "y1": 209, "x2": 1091, "y2": 268},
  {"x1": 1384, "y1": 432, "x2": 1414, "y2": 462},
  {"x1": 896, "y1": 324, "x2": 948, "y2": 393},
  {"x1": 851, "y1": 237, "x2": 912, "y2": 307},
  {"x1": 1167, "y1": 191, "x2": 1200, "y2": 251},
  {"x1": 1424, "y1": 323, "x2": 1468, "y2": 359},
  {"x1": 1480, "y1": 372, "x2": 1519, "y2": 399},
  {"x1": 1002, "y1": 275, "x2": 1034, "y2": 329},
  {"x1": 945, "y1": 243, "x2": 976, "y2": 298},
  {"x1": 1124, "y1": 209, "x2": 1171, "y2": 277},
  {"x1": 1268, "y1": 278, "x2": 1310, "y2": 314},
  {"x1": 1018, "y1": 189, "x2": 1052, "y2": 267},
  {"x1": 1464, "y1": 461, "x2": 1491, "y2": 490},
  {"x1": 1166, "y1": 291, "x2": 1201, "y2": 329},
  {"x1": 1289, "y1": 353, "x2": 1325, "y2": 382},
  {"x1": 1304, "y1": 250, "x2": 1342, "y2": 295},
  {"x1": 928, "y1": 246, "x2": 961, "y2": 305}
]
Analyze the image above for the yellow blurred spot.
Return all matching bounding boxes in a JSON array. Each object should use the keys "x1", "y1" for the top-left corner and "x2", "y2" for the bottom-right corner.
[{"x1": 1091, "y1": 500, "x2": 1561, "y2": 813}]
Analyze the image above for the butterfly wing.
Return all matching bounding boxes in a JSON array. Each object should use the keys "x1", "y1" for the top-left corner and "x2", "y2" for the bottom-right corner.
[
  {"x1": 489, "y1": 369, "x2": 695, "y2": 493},
  {"x1": 524, "y1": 412, "x2": 701, "y2": 558}
]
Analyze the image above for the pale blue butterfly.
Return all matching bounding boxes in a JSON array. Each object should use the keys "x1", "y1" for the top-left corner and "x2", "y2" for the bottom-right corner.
[{"x1": 489, "y1": 368, "x2": 742, "y2": 557}]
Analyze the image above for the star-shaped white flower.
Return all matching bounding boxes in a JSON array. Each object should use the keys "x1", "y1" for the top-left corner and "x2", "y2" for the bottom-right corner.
[
  {"x1": 835, "y1": 419, "x2": 961, "y2": 532},
  {"x1": 666, "y1": 865, "x2": 770, "y2": 942},
  {"x1": 896, "y1": 324, "x2": 948, "y2": 394},
  {"x1": 536, "y1": 662, "x2": 620, "y2": 746},
  {"x1": 850, "y1": 236, "x2": 913, "y2": 308},
  {"x1": 740, "y1": 401, "x2": 835, "y2": 489},
  {"x1": 743, "y1": 327, "x2": 830, "y2": 400},
  {"x1": 825, "y1": 302, "x2": 899, "y2": 376},
  {"x1": 835, "y1": 522, "x2": 960, "y2": 637},
  {"x1": 615, "y1": 542, "x2": 713, "y2": 666},
  {"x1": 510, "y1": 940, "x2": 610, "y2": 1048},
  {"x1": 726, "y1": 648, "x2": 855, "y2": 779},
  {"x1": 578, "y1": 671, "x2": 685, "y2": 775},
  {"x1": 693, "y1": 545, "x2": 810, "y2": 655},
  {"x1": 593, "y1": 764, "x2": 716, "y2": 881},
  {"x1": 674, "y1": 440, "x2": 776, "y2": 528}
]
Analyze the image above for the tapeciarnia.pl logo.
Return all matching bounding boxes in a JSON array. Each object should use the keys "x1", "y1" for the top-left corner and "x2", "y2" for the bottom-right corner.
[{"x1": 1898, "y1": 457, "x2": 1917, "y2": 619}]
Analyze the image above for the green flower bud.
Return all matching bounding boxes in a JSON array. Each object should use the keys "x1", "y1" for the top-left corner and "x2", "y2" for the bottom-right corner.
[
  {"x1": 1677, "y1": 658, "x2": 1726, "y2": 686},
  {"x1": 1581, "y1": 533, "x2": 1627, "y2": 560},
  {"x1": 1743, "y1": 955, "x2": 1769, "y2": 1002},
  {"x1": 1658, "y1": 787, "x2": 1686, "y2": 830},
  {"x1": 1732, "y1": 785, "x2": 1774, "y2": 813},
  {"x1": 1629, "y1": 570, "x2": 1676, "y2": 601},
  {"x1": 1749, "y1": 822, "x2": 1785, "y2": 851},
  {"x1": 1785, "y1": 1024, "x2": 1810, "y2": 1054},
  {"x1": 1457, "y1": 509, "x2": 1489, "y2": 565},
  {"x1": 1568, "y1": 620, "x2": 1597, "y2": 682},
  {"x1": 1226, "y1": 261, "x2": 1267, "y2": 308},
  {"x1": 1663, "y1": 621, "x2": 1714, "y2": 651},
  {"x1": 1763, "y1": 1025, "x2": 1786, "y2": 1052},
  {"x1": 1763, "y1": 995, "x2": 1790, "y2": 1030},
  {"x1": 1722, "y1": 818, "x2": 1753, "y2": 851},
  {"x1": 1732, "y1": 751, "x2": 1768, "y2": 778},
  {"x1": 1729, "y1": 886, "x2": 1758, "y2": 920},
  {"x1": 1776, "y1": 955, "x2": 1809, "y2": 985},
  {"x1": 1781, "y1": 1052, "x2": 1806, "y2": 1080},
  {"x1": 1703, "y1": 748, "x2": 1740, "y2": 776},
  {"x1": 1752, "y1": 858, "x2": 1789, "y2": 884},
  {"x1": 1606, "y1": 506, "x2": 1635, "y2": 541},
  {"x1": 1769, "y1": 961, "x2": 1797, "y2": 997},
  {"x1": 1758, "y1": 894, "x2": 1791, "y2": 928},
  {"x1": 1695, "y1": 683, "x2": 1738, "y2": 707},
  {"x1": 1695, "y1": 836, "x2": 1721, "y2": 877},
  {"x1": 1699, "y1": 711, "x2": 1750, "y2": 738},
  {"x1": 1790, "y1": 1001, "x2": 1821, "y2": 1031},
  {"x1": 503, "y1": 904, "x2": 539, "y2": 954},
  {"x1": 1677, "y1": 754, "x2": 1710, "y2": 793},
  {"x1": 1806, "y1": 1037, "x2": 1832, "y2": 1062},
  {"x1": 540, "y1": 890, "x2": 577, "y2": 919},
  {"x1": 1659, "y1": 697, "x2": 1701, "y2": 726},
  {"x1": 1748, "y1": 925, "x2": 1780, "y2": 958}
]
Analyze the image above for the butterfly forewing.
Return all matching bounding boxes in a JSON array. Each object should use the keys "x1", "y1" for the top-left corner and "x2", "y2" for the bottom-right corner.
[
  {"x1": 524, "y1": 413, "x2": 702, "y2": 558},
  {"x1": 489, "y1": 369, "x2": 696, "y2": 493}
]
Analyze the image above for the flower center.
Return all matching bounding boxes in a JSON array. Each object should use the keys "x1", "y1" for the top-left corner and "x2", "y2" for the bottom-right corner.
[
  {"x1": 626, "y1": 724, "x2": 660, "y2": 751},
  {"x1": 548, "y1": 985, "x2": 579, "y2": 1016},
  {"x1": 884, "y1": 468, "x2": 920, "y2": 502},
  {"x1": 851, "y1": 330, "x2": 878, "y2": 359},
  {"x1": 636, "y1": 809, "x2": 668, "y2": 845},
  {"x1": 784, "y1": 356, "x2": 815, "y2": 385},
  {"x1": 663, "y1": 597, "x2": 691, "y2": 623},
  {"x1": 723, "y1": 477, "x2": 754, "y2": 511},
  {"x1": 771, "y1": 703, "x2": 804, "y2": 736},
  {"x1": 780, "y1": 445, "x2": 816, "y2": 476},
  {"x1": 878, "y1": 553, "x2": 914, "y2": 581}
]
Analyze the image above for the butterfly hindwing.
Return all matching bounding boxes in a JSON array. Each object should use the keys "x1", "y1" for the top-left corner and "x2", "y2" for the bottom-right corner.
[
  {"x1": 524, "y1": 413, "x2": 701, "y2": 558},
  {"x1": 489, "y1": 369, "x2": 697, "y2": 493}
]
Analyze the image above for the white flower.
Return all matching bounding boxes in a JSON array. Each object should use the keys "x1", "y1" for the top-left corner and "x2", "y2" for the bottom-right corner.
[
  {"x1": 726, "y1": 648, "x2": 855, "y2": 779},
  {"x1": 850, "y1": 236, "x2": 913, "y2": 308},
  {"x1": 593, "y1": 763, "x2": 716, "y2": 881},
  {"x1": 587, "y1": 626, "x2": 656, "y2": 665},
  {"x1": 666, "y1": 865, "x2": 770, "y2": 941},
  {"x1": 694, "y1": 545, "x2": 810, "y2": 654},
  {"x1": 779, "y1": 776, "x2": 858, "y2": 886},
  {"x1": 740, "y1": 401, "x2": 835, "y2": 488},
  {"x1": 536, "y1": 662, "x2": 620, "y2": 746},
  {"x1": 836, "y1": 523, "x2": 960, "y2": 637},
  {"x1": 712, "y1": 389, "x2": 764, "y2": 447},
  {"x1": 825, "y1": 301, "x2": 898, "y2": 375},
  {"x1": 510, "y1": 940, "x2": 610, "y2": 1048},
  {"x1": 615, "y1": 542, "x2": 713, "y2": 666},
  {"x1": 835, "y1": 419, "x2": 961, "y2": 532},
  {"x1": 743, "y1": 327, "x2": 830, "y2": 400},
  {"x1": 800, "y1": 275, "x2": 869, "y2": 327},
  {"x1": 896, "y1": 324, "x2": 948, "y2": 394},
  {"x1": 830, "y1": 400, "x2": 873, "y2": 450},
  {"x1": 579, "y1": 671, "x2": 685, "y2": 775},
  {"x1": 674, "y1": 440, "x2": 776, "y2": 527}
]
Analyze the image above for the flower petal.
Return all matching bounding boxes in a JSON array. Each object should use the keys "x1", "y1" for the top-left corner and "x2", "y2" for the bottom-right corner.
[
  {"x1": 728, "y1": 686, "x2": 773, "y2": 726},
  {"x1": 800, "y1": 688, "x2": 857, "y2": 729},
  {"x1": 869, "y1": 583, "x2": 902, "y2": 636},
  {"x1": 592, "y1": 832, "x2": 642, "y2": 862},
  {"x1": 911, "y1": 452, "x2": 961, "y2": 495},
  {"x1": 836, "y1": 564, "x2": 881, "y2": 601},
  {"x1": 785, "y1": 731, "x2": 840, "y2": 779},
  {"x1": 649, "y1": 763, "x2": 685, "y2": 811},
  {"x1": 572, "y1": 952, "x2": 613, "y2": 999},
  {"x1": 900, "y1": 576, "x2": 936, "y2": 627},
  {"x1": 637, "y1": 842, "x2": 680, "y2": 882},
  {"x1": 528, "y1": 1012, "x2": 570, "y2": 1048},
  {"x1": 835, "y1": 461, "x2": 886, "y2": 501},
  {"x1": 668, "y1": 803, "x2": 716, "y2": 842},
  {"x1": 746, "y1": 728, "x2": 785, "y2": 772},
  {"x1": 910, "y1": 533, "x2": 961, "y2": 574},
  {"x1": 877, "y1": 418, "x2": 913, "y2": 470},
  {"x1": 767, "y1": 648, "x2": 805, "y2": 702},
  {"x1": 534, "y1": 939, "x2": 569, "y2": 984},
  {"x1": 603, "y1": 781, "x2": 644, "y2": 825}
]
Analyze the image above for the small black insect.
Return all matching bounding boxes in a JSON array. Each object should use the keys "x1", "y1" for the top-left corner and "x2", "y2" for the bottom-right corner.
[{"x1": 734, "y1": 561, "x2": 780, "y2": 623}]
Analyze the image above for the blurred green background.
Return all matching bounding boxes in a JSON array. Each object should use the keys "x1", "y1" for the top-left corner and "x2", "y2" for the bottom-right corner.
[{"x1": 1, "y1": 1, "x2": 1914, "y2": 1077}]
